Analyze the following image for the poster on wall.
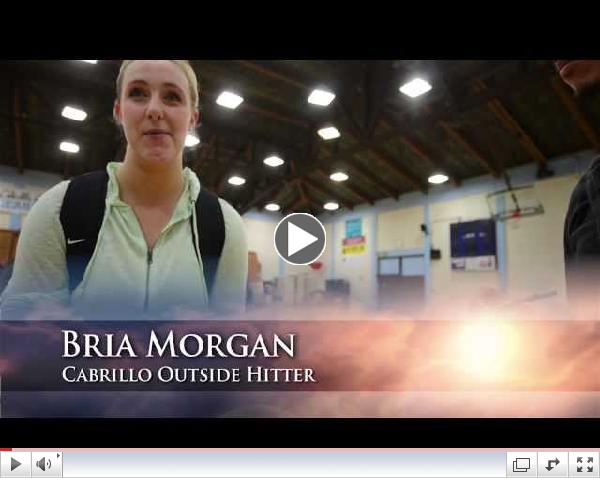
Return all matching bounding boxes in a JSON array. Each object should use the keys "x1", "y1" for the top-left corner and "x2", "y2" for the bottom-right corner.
[
  {"x1": 0, "y1": 189, "x2": 39, "y2": 215},
  {"x1": 346, "y1": 218, "x2": 362, "y2": 238},
  {"x1": 342, "y1": 235, "x2": 366, "y2": 255},
  {"x1": 343, "y1": 218, "x2": 366, "y2": 255},
  {"x1": 450, "y1": 219, "x2": 496, "y2": 271}
]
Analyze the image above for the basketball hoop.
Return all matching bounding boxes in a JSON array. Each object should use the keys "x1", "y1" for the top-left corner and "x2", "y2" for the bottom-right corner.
[
  {"x1": 509, "y1": 209, "x2": 522, "y2": 229},
  {"x1": 486, "y1": 185, "x2": 544, "y2": 222}
]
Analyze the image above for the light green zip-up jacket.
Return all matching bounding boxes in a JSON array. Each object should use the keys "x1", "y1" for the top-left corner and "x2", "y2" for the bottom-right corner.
[{"x1": 0, "y1": 163, "x2": 248, "y2": 318}]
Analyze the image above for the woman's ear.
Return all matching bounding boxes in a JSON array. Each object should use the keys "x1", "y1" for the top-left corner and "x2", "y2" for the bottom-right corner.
[
  {"x1": 113, "y1": 101, "x2": 122, "y2": 125},
  {"x1": 190, "y1": 110, "x2": 200, "y2": 130}
]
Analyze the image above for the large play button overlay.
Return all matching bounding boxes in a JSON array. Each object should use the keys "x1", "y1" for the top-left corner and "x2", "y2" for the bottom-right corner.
[{"x1": 274, "y1": 213, "x2": 326, "y2": 265}]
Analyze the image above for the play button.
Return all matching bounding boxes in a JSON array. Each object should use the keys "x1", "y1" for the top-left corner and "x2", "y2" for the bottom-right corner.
[
  {"x1": 0, "y1": 453, "x2": 31, "y2": 476},
  {"x1": 274, "y1": 213, "x2": 326, "y2": 265}
]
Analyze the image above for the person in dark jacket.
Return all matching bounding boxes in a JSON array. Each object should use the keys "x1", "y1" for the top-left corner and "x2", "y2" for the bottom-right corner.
[{"x1": 559, "y1": 60, "x2": 600, "y2": 319}]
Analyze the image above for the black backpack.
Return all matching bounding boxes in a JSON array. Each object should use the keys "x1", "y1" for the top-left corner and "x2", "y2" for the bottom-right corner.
[{"x1": 59, "y1": 170, "x2": 225, "y2": 299}]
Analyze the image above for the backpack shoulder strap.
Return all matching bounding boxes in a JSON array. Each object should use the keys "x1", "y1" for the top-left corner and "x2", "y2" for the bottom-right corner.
[
  {"x1": 193, "y1": 188, "x2": 225, "y2": 299},
  {"x1": 59, "y1": 170, "x2": 109, "y2": 292}
]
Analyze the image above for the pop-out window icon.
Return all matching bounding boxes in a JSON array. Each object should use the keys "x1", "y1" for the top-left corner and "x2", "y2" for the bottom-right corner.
[{"x1": 514, "y1": 458, "x2": 531, "y2": 472}]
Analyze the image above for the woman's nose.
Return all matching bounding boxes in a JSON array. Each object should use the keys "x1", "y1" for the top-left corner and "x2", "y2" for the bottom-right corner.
[{"x1": 146, "y1": 94, "x2": 164, "y2": 121}]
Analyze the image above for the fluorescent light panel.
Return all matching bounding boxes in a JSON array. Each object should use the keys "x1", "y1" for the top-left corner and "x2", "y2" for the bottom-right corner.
[
  {"x1": 216, "y1": 91, "x2": 244, "y2": 109},
  {"x1": 308, "y1": 89, "x2": 336, "y2": 106},
  {"x1": 60, "y1": 141, "x2": 80, "y2": 153},
  {"x1": 428, "y1": 173, "x2": 449, "y2": 184},
  {"x1": 264, "y1": 203, "x2": 280, "y2": 212},
  {"x1": 264, "y1": 155, "x2": 284, "y2": 167},
  {"x1": 330, "y1": 172, "x2": 349, "y2": 182},
  {"x1": 399, "y1": 78, "x2": 432, "y2": 98},
  {"x1": 318, "y1": 126, "x2": 340, "y2": 140},
  {"x1": 61, "y1": 106, "x2": 87, "y2": 121},
  {"x1": 228, "y1": 176, "x2": 246, "y2": 186}
]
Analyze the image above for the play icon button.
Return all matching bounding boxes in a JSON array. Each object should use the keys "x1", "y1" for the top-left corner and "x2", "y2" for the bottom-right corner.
[
  {"x1": 1, "y1": 453, "x2": 31, "y2": 476},
  {"x1": 11, "y1": 459, "x2": 21, "y2": 472},
  {"x1": 288, "y1": 222, "x2": 318, "y2": 256},
  {"x1": 275, "y1": 213, "x2": 326, "y2": 265}
]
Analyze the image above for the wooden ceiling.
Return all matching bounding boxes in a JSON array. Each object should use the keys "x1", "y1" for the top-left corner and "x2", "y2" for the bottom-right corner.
[{"x1": 0, "y1": 60, "x2": 598, "y2": 215}]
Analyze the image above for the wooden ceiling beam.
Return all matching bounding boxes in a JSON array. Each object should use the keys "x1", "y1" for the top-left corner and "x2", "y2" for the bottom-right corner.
[
  {"x1": 303, "y1": 176, "x2": 353, "y2": 210},
  {"x1": 234, "y1": 61, "x2": 308, "y2": 90},
  {"x1": 257, "y1": 180, "x2": 292, "y2": 211},
  {"x1": 337, "y1": 97, "x2": 365, "y2": 139},
  {"x1": 194, "y1": 133, "x2": 216, "y2": 173},
  {"x1": 240, "y1": 177, "x2": 291, "y2": 214},
  {"x1": 474, "y1": 79, "x2": 547, "y2": 166},
  {"x1": 380, "y1": 114, "x2": 461, "y2": 186},
  {"x1": 341, "y1": 123, "x2": 427, "y2": 193},
  {"x1": 366, "y1": 141, "x2": 427, "y2": 193},
  {"x1": 550, "y1": 76, "x2": 600, "y2": 152},
  {"x1": 299, "y1": 180, "x2": 323, "y2": 216},
  {"x1": 364, "y1": 62, "x2": 397, "y2": 137},
  {"x1": 317, "y1": 147, "x2": 400, "y2": 199},
  {"x1": 345, "y1": 158, "x2": 401, "y2": 199},
  {"x1": 438, "y1": 120, "x2": 502, "y2": 177},
  {"x1": 315, "y1": 168, "x2": 375, "y2": 205},
  {"x1": 239, "y1": 102, "x2": 309, "y2": 129},
  {"x1": 285, "y1": 195, "x2": 310, "y2": 215},
  {"x1": 297, "y1": 179, "x2": 310, "y2": 211}
]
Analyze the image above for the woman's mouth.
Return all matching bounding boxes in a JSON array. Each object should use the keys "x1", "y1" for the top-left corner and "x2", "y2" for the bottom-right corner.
[{"x1": 144, "y1": 129, "x2": 171, "y2": 137}]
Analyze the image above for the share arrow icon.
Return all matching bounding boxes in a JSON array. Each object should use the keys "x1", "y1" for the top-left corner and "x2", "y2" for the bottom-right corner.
[{"x1": 546, "y1": 458, "x2": 560, "y2": 471}]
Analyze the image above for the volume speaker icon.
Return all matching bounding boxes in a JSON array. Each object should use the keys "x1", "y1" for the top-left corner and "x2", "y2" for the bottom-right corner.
[{"x1": 36, "y1": 457, "x2": 51, "y2": 471}]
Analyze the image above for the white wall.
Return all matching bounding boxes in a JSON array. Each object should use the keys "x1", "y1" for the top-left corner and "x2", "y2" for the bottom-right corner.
[
  {"x1": 505, "y1": 174, "x2": 578, "y2": 302},
  {"x1": 377, "y1": 205, "x2": 424, "y2": 252}
]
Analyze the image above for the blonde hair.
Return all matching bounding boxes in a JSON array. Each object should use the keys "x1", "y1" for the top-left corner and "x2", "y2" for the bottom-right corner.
[{"x1": 115, "y1": 60, "x2": 200, "y2": 112}]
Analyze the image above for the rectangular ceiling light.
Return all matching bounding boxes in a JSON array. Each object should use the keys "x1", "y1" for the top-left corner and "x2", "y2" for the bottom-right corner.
[
  {"x1": 60, "y1": 141, "x2": 80, "y2": 153},
  {"x1": 61, "y1": 106, "x2": 87, "y2": 121},
  {"x1": 216, "y1": 91, "x2": 244, "y2": 109},
  {"x1": 308, "y1": 89, "x2": 336, "y2": 106},
  {"x1": 399, "y1": 78, "x2": 432, "y2": 98},
  {"x1": 317, "y1": 126, "x2": 340, "y2": 140}
]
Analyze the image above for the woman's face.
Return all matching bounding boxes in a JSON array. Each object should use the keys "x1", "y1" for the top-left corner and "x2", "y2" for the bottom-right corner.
[{"x1": 115, "y1": 60, "x2": 198, "y2": 167}]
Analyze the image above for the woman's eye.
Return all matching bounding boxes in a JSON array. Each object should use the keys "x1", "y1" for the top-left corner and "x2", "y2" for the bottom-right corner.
[
  {"x1": 128, "y1": 88, "x2": 147, "y2": 98},
  {"x1": 165, "y1": 92, "x2": 182, "y2": 102}
]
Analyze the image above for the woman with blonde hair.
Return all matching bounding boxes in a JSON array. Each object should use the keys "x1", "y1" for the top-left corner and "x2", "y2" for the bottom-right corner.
[{"x1": 1, "y1": 60, "x2": 248, "y2": 318}]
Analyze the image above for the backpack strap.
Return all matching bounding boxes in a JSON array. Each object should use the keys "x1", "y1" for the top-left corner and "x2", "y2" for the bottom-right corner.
[
  {"x1": 59, "y1": 170, "x2": 109, "y2": 293},
  {"x1": 193, "y1": 188, "x2": 225, "y2": 300}
]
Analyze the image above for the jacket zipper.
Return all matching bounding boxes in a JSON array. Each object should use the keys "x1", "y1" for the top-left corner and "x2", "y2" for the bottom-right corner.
[
  {"x1": 144, "y1": 248, "x2": 153, "y2": 312},
  {"x1": 141, "y1": 206, "x2": 194, "y2": 312}
]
